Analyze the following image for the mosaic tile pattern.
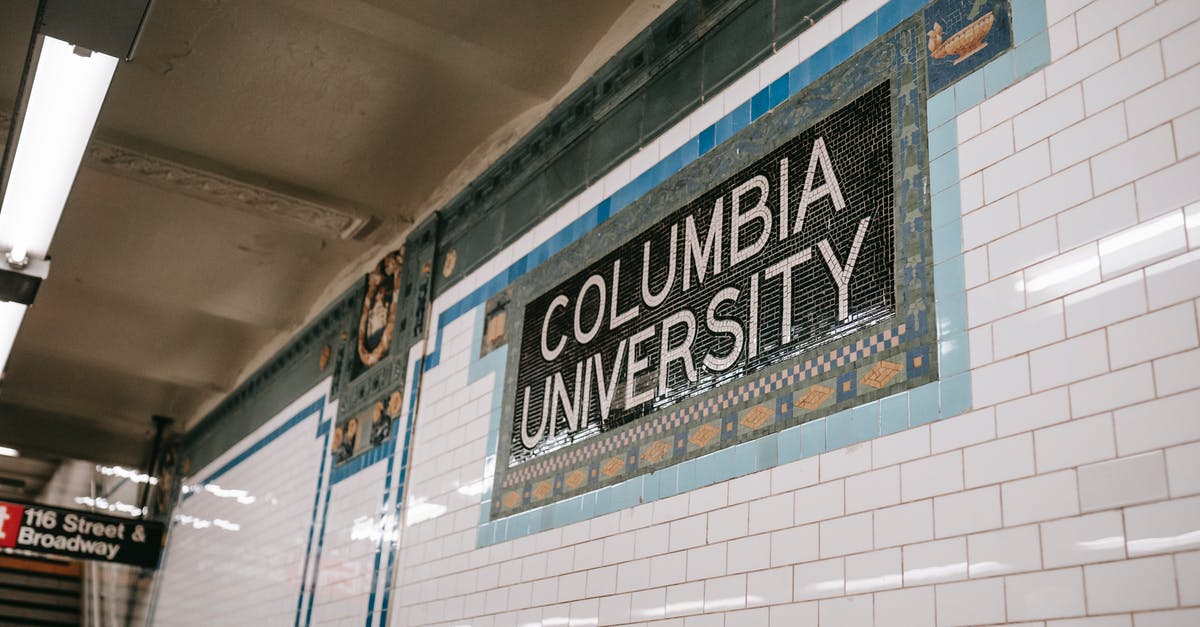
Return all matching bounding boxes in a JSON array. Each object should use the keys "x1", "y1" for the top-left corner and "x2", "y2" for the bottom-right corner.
[
  {"x1": 924, "y1": 0, "x2": 1014, "y2": 93},
  {"x1": 492, "y1": 13, "x2": 936, "y2": 518}
]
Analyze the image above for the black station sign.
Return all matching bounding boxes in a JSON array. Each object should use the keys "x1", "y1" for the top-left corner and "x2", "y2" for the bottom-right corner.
[
  {"x1": 509, "y1": 81, "x2": 896, "y2": 464},
  {"x1": 0, "y1": 499, "x2": 165, "y2": 568}
]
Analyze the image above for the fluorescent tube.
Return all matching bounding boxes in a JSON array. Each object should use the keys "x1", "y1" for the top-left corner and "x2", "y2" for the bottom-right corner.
[
  {"x1": 0, "y1": 36, "x2": 118, "y2": 263},
  {"x1": 0, "y1": 300, "x2": 25, "y2": 371}
]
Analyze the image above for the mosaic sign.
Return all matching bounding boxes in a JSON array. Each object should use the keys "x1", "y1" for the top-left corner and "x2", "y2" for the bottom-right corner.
[{"x1": 494, "y1": 17, "x2": 936, "y2": 517}]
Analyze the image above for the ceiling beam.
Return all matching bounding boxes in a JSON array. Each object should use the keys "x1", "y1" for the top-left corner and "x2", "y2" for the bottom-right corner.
[
  {"x1": 0, "y1": 401, "x2": 154, "y2": 468},
  {"x1": 0, "y1": 109, "x2": 373, "y2": 240}
]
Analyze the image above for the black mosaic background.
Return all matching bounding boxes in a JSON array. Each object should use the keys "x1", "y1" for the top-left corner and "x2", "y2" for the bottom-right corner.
[{"x1": 510, "y1": 81, "x2": 896, "y2": 465}]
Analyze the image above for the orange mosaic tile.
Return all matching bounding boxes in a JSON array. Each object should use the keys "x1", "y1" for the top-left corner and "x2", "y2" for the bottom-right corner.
[
  {"x1": 531, "y1": 480, "x2": 553, "y2": 500},
  {"x1": 741, "y1": 404, "x2": 772, "y2": 430},
  {"x1": 502, "y1": 491, "x2": 521, "y2": 509},
  {"x1": 795, "y1": 384, "x2": 834, "y2": 410},
  {"x1": 600, "y1": 457, "x2": 624, "y2": 477},
  {"x1": 564, "y1": 469, "x2": 587, "y2": 490},
  {"x1": 641, "y1": 439, "x2": 671, "y2": 463},
  {"x1": 689, "y1": 423, "x2": 720, "y2": 448},
  {"x1": 862, "y1": 360, "x2": 902, "y2": 387}
]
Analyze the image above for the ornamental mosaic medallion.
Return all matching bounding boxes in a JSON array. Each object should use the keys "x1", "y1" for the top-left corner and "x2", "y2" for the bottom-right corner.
[{"x1": 492, "y1": 14, "x2": 938, "y2": 518}]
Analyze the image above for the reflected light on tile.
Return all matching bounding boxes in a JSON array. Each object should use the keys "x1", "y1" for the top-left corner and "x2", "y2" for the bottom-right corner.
[
  {"x1": 350, "y1": 514, "x2": 397, "y2": 543},
  {"x1": 456, "y1": 479, "x2": 486, "y2": 497},
  {"x1": 665, "y1": 598, "x2": 704, "y2": 616},
  {"x1": 1019, "y1": 256, "x2": 1099, "y2": 293},
  {"x1": 967, "y1": 560, "x2": 1014, "y2": 577},
  {"x1": 1075, "y1": 535, "x2": 1126, "y2": 552},
  {"x1": 845, "y1": 572, "x2": 903, "y2": 593},
  {"x1": 1127, "y1": 530, "x2": 1200, "y2": 555},
  {"x1": 1099, "y1": 211, "x2": 1184, "y2": 259},
  {"x1": 705, "y1": 592, "x2": 747, "y2": 611},
  {"x1": 73, "y1": 496, "x2": 145, "y2": 517},
  {"x1": 406, "y1": 499, "x2": 447, "y2": 526},
  {"x1": 799, "y1": 577, "x2": 845, "y2": 596},
  {"x1": 904, "y1": 562, "x2": 968, "y2": 584}
]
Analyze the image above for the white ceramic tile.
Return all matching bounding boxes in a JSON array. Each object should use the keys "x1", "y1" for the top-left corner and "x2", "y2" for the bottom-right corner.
[
  {"x1": 707, "y1": 503, "x2": 748, "y2": 543},
  {"x1": 1124, "y1": 494, "x2": 1200, "y2": 557},
  {"x1": 1046, "y1": 32, "x2": 1121, "y2": 95},
  {"x1": 745, "y1": 565, "x2": 791, "y2": 607},
  {"x1": 935, "y1": 578, "x2": 1006, "y2": 627},
  {"x1": 1014, "y1": 86, "x2": 1086, "y2": 152},
  {"x1": 1028, "y1": 331, "x2": 1109, "y2": 392},
  {"x1": 1023, "y1": 243, "x2": 1102, "y2": 306},
  {"x1": 1002, "y1": 470, "x2": 1081, "y2": 525},
  {"x1": 820, "y1": 441, "x2": 872, "y2": 480},
  {"x1": 1145, "y1": 249, "x2": 1200, "y2": 310},
  {"x1": 1070, "y1": 364, "x2": 1157, "y2": 417},
  {"x1": 993, "y1": 299, "x2": 1066, "y2": 358},
  {"x1": 793, "y1": 480, "x2": 844, "y2": 525},
  {"x1": 982, "y1": 72, "x2": 1048, "y2": 131},
  {"x1": 668, "y1": 515, "x2": 707, "y2": 552},
  {"x1": 873, "y1": 499, "x2": 934, "y2": 549},
  {"x1": 965, "y1": 433, "x2": 1036, "y2": 488},
  {"x1": 1050, "y1": 104, "x2": 1127, "y2": 171},
  {"x1": 984, "y1": 141, "x2": 1053, "y2": 204},
  {"x1": 819, "y1": 512, "x2": 873, "y2": 558},
  {"x1": 972, "y1": 354, "x2": 1032, "y2": 407},
  {"x1": 1099, "y1": 210, "x2": 1190, "y2": 280},
  {"x1": 872, "y1": 425, "x2": 930, "y2": 468},
  {"x1": 1114, "y1": 388, "x2": 1200, "y2": 455},
  {"x1": 1092, "y1": 125, "x2": 1177, "y2": 197},
  {"x1": 769, "y1": 601, "x2": 818, "y2": 626},
  {"x1": 685, "y1": 544, "x2": 727, "y2": 582},
  {"x1": 748, "y1": 492, "x2": 794, "y2": 534},
  {"x1": 904, "y1": 538, "x2": 967, "y2": 586},
  {"x1": 793, "y1": 557, "x2": 844, "y2": 601},
  {"x1": 1063, "y1": 270, "x2": 1147, "y2": 335},
  {"x1": 1134, "y1": 608, "x2": 1200, "y2": 627},
  {"x1": 703, "y1": 573, "x2": 745, "y2": 613},
  {"x1": 1005, "y1": 567, "x2": 1086, "y2": 621},
  {"x1": 901, "y1": 452, "x2": 964, "y2": 501},
  {"x1": 1118, "y1": 303, "x2": 1199, "y2": 371},
  {"x1": 964, "y1": 194, "x2": 1022, "y2": 251},
  {"x1": 1042, "y1": 511, "x2": 1127, "y2": 568},
  {"x1": 817, "y1": 594, "x2": 872, "y2": 626},
  {"x1": 1126, "y1": 65, "x2": 1200, "y2": 137},
  {"x1": 874, "y1": 586, "x2": 935, "y2": 627},
  {"x1": 770, "y1": 523, "x2": 819, "y2": 568},
  {"x1": 1057, "y1": 185, "x2": 1139, "y2": 252},
  {"x1": 931, "y1": 408, "x2": 996, "y2": 453},
  {"x1": 1076, "y1": 0, "x2": 1154, "y2": 44},
  {"x1": 845, "y1": 465, "x2": 900, "y2": 514},
  {"x1": 1048, "y1": 13, "x2": 1080, "y2": 61},
  {"x1": 996, "y1": 387, "x2": 1072, "y2": 437},
  {"x1": 1084, "y1": 555, "x2": 1178, "y2": 614},
  {"x1": 1165, "y1": 440, "x2": 1200, "y2": 497},
  {"x1": 1177, "y1": 550, "x2": 1200, "y2": 606},
  {"x1": 934, "y1": 486, "x2": 1002, "y2": 538},
  {"x1": 1034, "y1": 413, "x2": 1117, "y2": 472},
  {"x1": 726, "y1": 533, "x2": 769, "y2": 575},
  {"x1": 960, "y1": 122, "x2": 1015, "y2": 176},
  {"x1": 844, "y1": 547, "x2": 901, "y2": 594},
  {"x1": 770, "y1": 457, "x2": 819, "y2": 494},
  {"x1": 969, "y1": 525, "x2": 1042, "y2": 577}
]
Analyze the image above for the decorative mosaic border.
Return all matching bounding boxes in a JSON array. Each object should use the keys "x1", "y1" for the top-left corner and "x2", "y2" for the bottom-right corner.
[
  {"x1": 489, "y1": 9, "x2": 935, "y2": 517},
  {"x1": 454, "y1": 0, "x2": 1052, "y2": 547}
]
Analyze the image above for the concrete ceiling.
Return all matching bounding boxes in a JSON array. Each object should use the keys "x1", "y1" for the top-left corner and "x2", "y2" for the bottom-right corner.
[{"x1": 0, "y1": 0, "x2": 666, "y2": 464}]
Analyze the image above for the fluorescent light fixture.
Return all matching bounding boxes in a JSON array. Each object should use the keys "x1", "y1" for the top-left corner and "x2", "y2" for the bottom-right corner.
[
  {"x1": 0, "y1": 445, "x2": 18, "y2": 457},
  {"x1": 0, "y1": 36, "x2": 118, "y2": 264},
  {"x1": 0, "y1": 301, "x2": 25, "y2": 372}
]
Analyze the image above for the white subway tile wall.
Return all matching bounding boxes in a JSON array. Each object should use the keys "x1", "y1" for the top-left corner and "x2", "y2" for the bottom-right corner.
[{"x1": 151, "y1": 0, "x2": 1200, "y2": 624}]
